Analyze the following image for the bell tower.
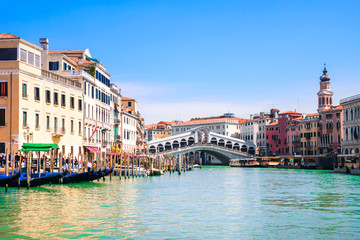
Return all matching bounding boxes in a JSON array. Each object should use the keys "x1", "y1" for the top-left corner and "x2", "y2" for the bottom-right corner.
[{"x1": 317, "y1": 64, "x2": 333, "y2": 112}]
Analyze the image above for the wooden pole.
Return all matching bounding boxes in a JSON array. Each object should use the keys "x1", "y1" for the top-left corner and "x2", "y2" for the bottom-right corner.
[
  {"x1": 26, "y1": 152, "x2": 30, "y2": 188},
  {"x1": 119, "y1": 155, "x2": 123, "y2": 179}
]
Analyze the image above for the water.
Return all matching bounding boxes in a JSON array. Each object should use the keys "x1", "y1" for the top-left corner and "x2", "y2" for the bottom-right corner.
[{"x1": 1, "y1": 167, "x2": 360, "y2": 239}]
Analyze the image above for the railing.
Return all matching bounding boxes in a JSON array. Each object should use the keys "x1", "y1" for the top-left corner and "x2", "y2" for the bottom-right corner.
[
  {"x1": 42, "y1": 70, "x2": 82, "y2": 88},
  {"x1": 340, "y1": 94, "x2": 360, "y2": 104},
  {"x1": 62, "y1": 70, "x2": 94, "y2": 83}
]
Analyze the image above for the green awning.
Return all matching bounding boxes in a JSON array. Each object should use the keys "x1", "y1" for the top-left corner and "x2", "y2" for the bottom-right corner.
[
  {"x1": 20, "y1": 143, "x2": 59, "y2": 152},
  {"x1": 20, "y1": 147, "x2": 51, "y2": 152},
  {"x1": 86, "y1": 55, "x2": 100, "y2": 63}
]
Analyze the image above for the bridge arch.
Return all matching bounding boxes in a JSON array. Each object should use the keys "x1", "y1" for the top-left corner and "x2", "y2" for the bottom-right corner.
[
  {"x1": 210, "y1": 137, "x2": 218, "y2": 145},
  {"x1": 241, "y1": 145, "x2": 247, "y2": 153},
  {"x1": 149, "y1": 145, "x2": 156, "y2": 154},
  {"x1": 165, "y1": 142, "x2": 172, "y2": 151},
  {"x1": 226, "y1": 141, "x2": 232, "y2": 149},
  {"x1": 233, "y1": 143, "x2": 240, "y2": 150},
  {"x1": 248, "y1": 147, "x2": 255, "y2": 155},
  {"x1": 218, "y1": 139, "x2": 225, "y2": 146},
  {"x1": 173, "y1": 140, "x2": 179, "y2": 149},
  {"x1": 180, "y1": 139, "x2": 187, "y2": 147},
  {"x1": 157, "y1": 144, "x2": 164, "y2": 152},
  {"x1": 188, "y1": 137, "x2": 195, "y2": 145}
]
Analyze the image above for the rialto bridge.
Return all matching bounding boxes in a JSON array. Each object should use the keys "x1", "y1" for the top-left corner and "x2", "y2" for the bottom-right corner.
[{"x1": 147, "y1": 127, "x2": 256, "y2": 165}]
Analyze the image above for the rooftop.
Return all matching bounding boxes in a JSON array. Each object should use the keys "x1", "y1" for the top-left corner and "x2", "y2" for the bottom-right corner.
[
  {"x1": 279, "y1": 111, "x2": 302, "y2": 115},
  {"x1": 0, "y1": 33, "x2": 20, "y2": 39},
  {"x1": 174, "y1": 117, "x2": 248, "y2": 126},
  {"x1": 320, "y1": 105, "x2": 343, "y2": 113},
  {"x1": 48, "y1": 50, "x2": 85, "y2": 54},
  {"x1": 122, "y1": 96, "x2": 135, "y2": 101}
]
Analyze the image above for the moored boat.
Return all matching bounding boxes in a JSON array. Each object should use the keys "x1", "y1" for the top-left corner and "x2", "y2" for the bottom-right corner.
[
  {"x1": 7, "y1": 170, "x2": 67, "y2": 187},
  {"x1": 0, "y1": 171, "x2": 21, "y2": 187}
]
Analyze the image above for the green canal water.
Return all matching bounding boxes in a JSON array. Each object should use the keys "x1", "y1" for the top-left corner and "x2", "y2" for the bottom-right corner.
[{"x1": 1, "y1": 167, "x2": 360, "y2": 239}]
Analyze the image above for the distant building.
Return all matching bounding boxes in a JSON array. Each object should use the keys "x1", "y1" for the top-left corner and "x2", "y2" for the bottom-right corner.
[
  {"x1": 145, "y1": 121, "x2": 175, "y2": 141},
  {"x1": 286, "y1": 118, "x2": 302, "y2": 155},
  {"x1": 299, "y1": 113, "x2": 320, "y2": 155},
  {"x1": 340, "y1": 94, "x2": 360, "y2": 154},
  {"x1": 172, "y1": 114, "x2": 248, "y2": 138},
  {"x1": 317, "y1": 67, "x2": 343, "y2": 154}
]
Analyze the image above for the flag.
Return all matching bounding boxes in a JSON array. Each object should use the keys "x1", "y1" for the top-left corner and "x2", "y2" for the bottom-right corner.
[{"x1": 90, "y1": 126, "x2": 97, "y2": 138}]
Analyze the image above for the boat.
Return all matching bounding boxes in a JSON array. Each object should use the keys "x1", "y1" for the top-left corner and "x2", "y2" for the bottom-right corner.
[
  {"x1": 192, "y1": 164, "x2": 201, "y2": 168},
  {"x1": 104, "y1": 167, "x2": 114, "y2": 176},
  {"x1": 86, "y1": 169, "x2": 105, "y2": 182},
  {"x1": 60, "y1": 169, "x2": 94, "y2": 184},
  {"x1": 0, "y1": 171, "x2": 21, "y2": 187},
  {"x1": 7, "y1": 170, "x2": 67, "y2": 188}
]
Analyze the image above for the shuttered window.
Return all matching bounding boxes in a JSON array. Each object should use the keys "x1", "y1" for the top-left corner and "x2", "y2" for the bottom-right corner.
[
  {"x1": 0, "y1": 109, "x2": 5, "y2": 126},
  {"x1": 20, "y1": 48, "x2": 27, "y2": 62},
  {"x1": 28, "y1": 52, "x2": 34, "y2": 65},
  {"x1": 35, "y1": 54, "x2": 40, "y2": 67},
  {"x1": 0, "y1": 82, "x2": 8, "y2": 97}
]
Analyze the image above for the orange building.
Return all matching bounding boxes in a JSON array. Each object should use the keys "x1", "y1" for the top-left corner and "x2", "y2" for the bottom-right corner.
[{"x1": 145, "y1": 121, "x2": 175, "y2": 141}]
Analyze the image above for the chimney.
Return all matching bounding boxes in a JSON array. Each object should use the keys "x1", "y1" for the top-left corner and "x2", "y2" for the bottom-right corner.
[
  {"x1": 260, "y1": 112, "x2": 265, "y2": 118},
  {"x1": 250, "y1": 114, "x2": 254, "y2": 120},
  {"x1": 39, "y1": 38, "x2": 49, "y2": 51}
]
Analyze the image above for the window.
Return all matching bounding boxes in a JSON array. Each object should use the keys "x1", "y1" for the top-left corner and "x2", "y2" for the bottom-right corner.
[
  {"x1": 78, "y1": 99, "x2": 82, "y2": 111},
  {"x1": 67, "y1": 65, "x2": 71, "y2": 70},
  {"x1": 128, "y1": 101, "x2": 132, "y2": 107},
  {"x1": 61, "y1": 118, "x2": 65, "y2": 133},
  {"x1": 54, "y1": 92, "x2": 58, "y2": 105},
  {"x1": 84, "y1": 83, "x2": 86, "y2": 94},
  {"x1": 70, "y1": 96, "x2": 74, "y2": 109},
  {"x1": 22, "y1": 83, "x2": 27, "y2": 98},
  {"x1": 61, "y1": 94, "x2": 66, "y2": 107},
  {"x1": 79, "y1": 121, "x2": 81, "y2": 134},
  {"x1": 23, "y1": 111, "x2": 27, "y2": 127},
  {"x1": 0, "y1": 48, "x2": 17, "y2": 61},
  {"x1": 28, "y1": 52, "x2": 34, "y2": 65},
  {"x1": 63, "y1": 62, "x2": 67, "y2": 70},
  {"x1": 34, "y1": 87, "x2": 40, "y2": 101},
  {"x1": 71, "y1": 120, "x2": 74, "y2": 133},
  {"x1": 20, "y1": 49, "x2": 27, "y2": 62},
  {"x1": 35, "y1": 55, "x2": 40, "y2": 67},
  {"x1": 0, "y1": 82, "x2": 8, "y2": 97},
  {"x1": 46, "y1": 115, "x2": 50, "y2": 130},
  {"x1": 49, "y1": 62, "x2": 59, "y2": 70},
  {"x1": 91, "y1": 86, "x2": 94, "y2": 98},
  {"x1": 0, "y1": 142, "x2": 5, "y2": 153},
  {"x1": 35, "y1": 113, "x2": 39, "y2": 128},
  {"x1": 0, "y1": 108, "x2": 5, "y2": 126},
  {"x1": 54, "y1": 117, "x2": 58, "y2": 133},
  {"x1": 46, "y1": 90, "x2": 51, "y2": 103}
]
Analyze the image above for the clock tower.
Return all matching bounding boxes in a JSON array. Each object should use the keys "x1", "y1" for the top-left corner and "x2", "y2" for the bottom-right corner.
[{"x1": 317, "y1": 65, "x2": 333, "y2": 112}]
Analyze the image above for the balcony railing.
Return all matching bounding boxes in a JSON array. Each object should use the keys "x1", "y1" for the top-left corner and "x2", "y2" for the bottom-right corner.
[{"x1": 42, "y1": 70, "x2": 82, "y2": 89}]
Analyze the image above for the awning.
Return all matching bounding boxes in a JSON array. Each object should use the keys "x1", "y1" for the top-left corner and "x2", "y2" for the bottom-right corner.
[
  {"x1": 20, "y1": 143, "x2": 59, "y2": 152},
  {"x1": 106, "y1": 152, "x2": 121, "y2": 156},
  {"x1": 85, "y1": 146, "x2": 101, "y2": 153}
]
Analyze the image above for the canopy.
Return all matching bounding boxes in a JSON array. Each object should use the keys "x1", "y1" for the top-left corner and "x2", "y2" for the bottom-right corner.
[
  {"x1": 86, "y1": 55, "x2": 100, "y2": 63},
  {"x1": 20, "y1": 143, "x2": 59, "y2": 152},
  {"x1": 85, "y1": 146, "x2": 101, "y2": 153}
]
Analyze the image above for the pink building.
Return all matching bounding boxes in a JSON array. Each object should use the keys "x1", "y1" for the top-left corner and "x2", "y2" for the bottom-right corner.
[
  {"x1": 286, "y1": 118, "x2": 302, "y2": 155},
  {"x1": 266, "y1": 121, "x2": 279, "y2": 155},
  {"x1": 277, "y1": 111, "x2": 303, "y2": 155}
]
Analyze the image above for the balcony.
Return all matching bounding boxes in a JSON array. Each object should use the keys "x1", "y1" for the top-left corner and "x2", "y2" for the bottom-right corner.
[
  {"x1": 319, "y1": 143, "x2": 331, "y2": 148},
  {"x1": 62, "y1": 70, "x2": 94, "y2": 83},
  {"x1": 42, "y1": 70, "x2": 82, "y2": 89}
]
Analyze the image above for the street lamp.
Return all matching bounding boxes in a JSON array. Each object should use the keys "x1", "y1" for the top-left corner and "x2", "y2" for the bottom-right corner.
[{"x1": 23, "y1": 127, "x2": 33, "y2": 143}]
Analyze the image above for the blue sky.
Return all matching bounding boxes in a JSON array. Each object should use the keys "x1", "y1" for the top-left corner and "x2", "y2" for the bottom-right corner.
[{"x1": 2, "y1": 0, "x2": 360, "y2": 124}]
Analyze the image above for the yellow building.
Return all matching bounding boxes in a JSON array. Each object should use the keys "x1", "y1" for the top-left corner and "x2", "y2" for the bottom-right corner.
[
  {"x1": 300, "y1": 113, "x2": 320, "y2": 155},
  {"x1": 0, "y1": 33, "x2": 83, "y2": 156}
]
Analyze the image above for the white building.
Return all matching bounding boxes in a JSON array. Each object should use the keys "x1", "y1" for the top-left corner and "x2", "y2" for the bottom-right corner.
[
  {"x1": 341, "y1": 94, "x2": 360, "y2": 154},
  {"x1": 121, "y1": 111, "x2": 137, "y2": 153},
  {"x1": 172, "y1": 114, "x2": 247, "y2": 138}
]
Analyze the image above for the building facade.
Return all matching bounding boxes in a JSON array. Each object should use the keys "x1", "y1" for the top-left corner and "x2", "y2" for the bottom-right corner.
[
  {"x1": 0, "y1": 33, "x2": 83, "y2": 156},
  {"x1": 340, "y1": 94, "x2": 360, "y2": 154},
  {"x1": 299, "y1": 113, "x2": 320, "y2": 155},
  {"x1": 145, "y1": 121, "x2": 174, "y2": 141}
]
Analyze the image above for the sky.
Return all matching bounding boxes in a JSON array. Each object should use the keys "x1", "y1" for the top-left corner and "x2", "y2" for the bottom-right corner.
[{"x1": 2, "y1": 0, "x2": 360, "y2": 124}]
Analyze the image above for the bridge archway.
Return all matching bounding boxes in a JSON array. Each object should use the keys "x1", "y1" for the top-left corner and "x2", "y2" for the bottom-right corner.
[
  {"x1": 233, "y1": 143, "x2": 240, "y2": 150},
  {"x1": 188, "y1": 137, "x2": 195, "y2": 145},
  {"x1": 158, "y1": 144, "x2": 164, "y2": 152},
  {"x1": 241, "y1": 145, "x2": 247, "y2": 153},
  {"x1": 149, "y1": 145, "x2": 156, "y2": 154},
  {"x1": 165, "y1": 142, "x2": 172, "y2": 151},
  {"x1": 210, "y1": 137, "x2": 217, "y2": 145},
  {"x1": 173, "y1": 140, "x2": 179, "y2": 149},
  {"x1": 180, "y1": 139, "x2": 187, "y2": 147},
  {"x1": 218, "y1": 139, "x2": 225, "y2": 146},
  {"x1": 226, "y1": 141, "x2": 232, "y2": 149}
]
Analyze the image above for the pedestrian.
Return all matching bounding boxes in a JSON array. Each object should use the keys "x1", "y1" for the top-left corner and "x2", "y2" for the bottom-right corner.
[{"x1": 15, "y1": 152, "x2": 20, "y2": 168}]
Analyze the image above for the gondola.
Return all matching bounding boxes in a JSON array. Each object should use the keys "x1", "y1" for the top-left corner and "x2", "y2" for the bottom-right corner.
[
  {"x1": 104, "y1": 167, "x2": 114, "y2": 176},
  {"x1": 60, "y1": 169, "x2": 94, "y2": 184},
  {"x1": 86, "y1": 169, "x2": 105, "y2": 182},
  {"x1": 7, "y1": 169, "x2": 67, "y2": 188},
  {"x1": 0, "y1": 171, "x2": 21, "y2": 187}
]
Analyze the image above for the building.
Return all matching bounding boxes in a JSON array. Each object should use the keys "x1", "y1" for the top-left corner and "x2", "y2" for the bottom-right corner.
[
  {"x1": 41, "y1": 39, "x2": 113, "y2": 156},
  {"x1": 238, "y1": 109, "x2": 278, "y2": 155},
  {"x1": 299, "y1": 113, "x2": 320, "y2": 155},
  {"x1": 266, "y1": 111, "x2": 302, "y2": 155},
  {"x1": 172, "y1": 114, "x2": 248, "y2": 138},
  {"x1": 0, "y1": 33, "x2": 83, "y2": 156},
  {"x1": 317, "y1": 67, "x2": 343, "y2": 154},
  {"x1": 110, "y1": 83, "x2": 122, "y2": 148},
  {"x1": 286, "y1": 118, "x2": 302, "y2": 155},
  {"x1": 340, "y1": 94, "x2": 360, "y2": 154},
  {"x1": 145, "y1": 121, "x2": 175, "y2": 141}
]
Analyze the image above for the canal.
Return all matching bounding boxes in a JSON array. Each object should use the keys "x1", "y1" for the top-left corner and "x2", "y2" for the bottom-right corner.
[{"x1": 1, "y1": 167, "x2": 360, "y2": 239}]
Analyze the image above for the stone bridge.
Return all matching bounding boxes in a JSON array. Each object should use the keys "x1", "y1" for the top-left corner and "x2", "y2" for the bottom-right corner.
[{"x1": 147, "y1": 127, "x2": 256, "y2": 165}]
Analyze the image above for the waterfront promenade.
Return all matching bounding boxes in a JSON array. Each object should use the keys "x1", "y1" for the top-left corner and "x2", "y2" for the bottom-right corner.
[{"x1": 1, "y1": 167, "x2": 360, "y2": 239}]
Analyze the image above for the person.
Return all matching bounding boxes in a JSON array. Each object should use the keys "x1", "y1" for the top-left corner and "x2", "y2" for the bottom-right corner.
[
  {"x1": 87, "y1": 161, "x2": 92, "y2": 172},
  {"x1": 15, "y1": 152, "x2": 20, "y2": 168}
]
